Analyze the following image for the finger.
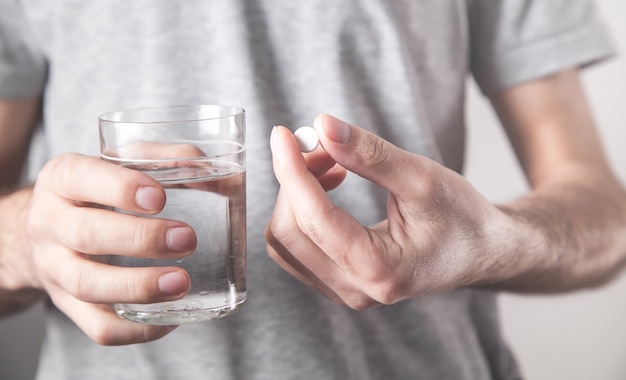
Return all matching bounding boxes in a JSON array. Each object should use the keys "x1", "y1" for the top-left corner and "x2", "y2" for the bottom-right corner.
[
  {"x1": 40, "y1": 248, "x2": 190, "y2": 304},
  {"x1": 302, "y1": 148, "x2": 338, "y2": 178},
  {"x1": 44, "y1": 206, "x2": 196, "y2": 257},
  {"x1": 265, "y1": 188, "x2": 341, "y2": 280},
  {"x1": 317, "y1": 164, "x2": 347, "y2": 191},
  {"x1": 270, "y1": 126, "x2": 394, "y2": 283},
  {"x1": 265, "y1": 238, "x2": 345, "y2": 305},
  {"x1": 270, "y1": 126, "x2": 363, "y2": 244},
  {"x1": 301, "y1": 145, "x2": 348, "y2": 191},
  {"x1": 265, "y1": 189, "x2": 366, "y2": 307},
  {"x1": 313, "y1": 114, "x2": 435, "y2": 202},
  {"x1": 41, "y1": 153, "x2": 165, "y2": 214},
  {"x1": 48, "y1": 284, "x2": 178, "y2": 346}
]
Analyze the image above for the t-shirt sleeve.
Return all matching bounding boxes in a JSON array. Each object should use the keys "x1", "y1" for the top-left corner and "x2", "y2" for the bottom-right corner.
[
  {"x1": 0, "y1": 0, "x2": 47, "y2": 98},
  {"x1": 467, "y1": 0, "x2": 616, "y2": 94}
]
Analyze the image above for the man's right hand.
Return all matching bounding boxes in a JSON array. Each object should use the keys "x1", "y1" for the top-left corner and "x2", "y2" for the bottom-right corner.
[{"x1": 22, "y1": 153, "x2": 197, "y2": 345}]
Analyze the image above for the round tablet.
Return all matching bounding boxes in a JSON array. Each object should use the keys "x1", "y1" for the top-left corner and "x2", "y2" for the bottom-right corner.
[{"x1": 294, "y1": 126, "x2": 319, "y2": 153}]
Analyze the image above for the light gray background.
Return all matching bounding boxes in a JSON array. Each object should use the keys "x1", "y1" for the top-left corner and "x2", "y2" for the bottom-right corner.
[{"x1": 1, "y1": 1, "x2": 624, "y2": 379}]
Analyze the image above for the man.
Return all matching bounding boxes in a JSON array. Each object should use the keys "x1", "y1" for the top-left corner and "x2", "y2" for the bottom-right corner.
[{"x1": 1, "y1": 1, "x2": 624, "y2": 379}]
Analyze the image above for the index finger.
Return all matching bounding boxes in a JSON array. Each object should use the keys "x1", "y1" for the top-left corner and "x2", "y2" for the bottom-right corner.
[
  {"x1": 269, "y1": 126, "x2": 378, "y2": 270},
  {"x1": 271, "y1": 125, "x2": 341, "y2": 221},
  {"x1": 42, "y1": 153, "x2": 165, "y2": 214}
]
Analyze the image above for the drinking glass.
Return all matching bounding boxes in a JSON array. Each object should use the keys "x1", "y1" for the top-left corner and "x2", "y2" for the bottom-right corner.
[{"x1": 99, "y1": 105, "x2": 246, "y2": 325}]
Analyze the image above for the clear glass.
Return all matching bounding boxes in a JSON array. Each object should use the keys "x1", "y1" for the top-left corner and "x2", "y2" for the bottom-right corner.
[{"x1": 99, "y1": 105, "x2": 246, "y2": 325}]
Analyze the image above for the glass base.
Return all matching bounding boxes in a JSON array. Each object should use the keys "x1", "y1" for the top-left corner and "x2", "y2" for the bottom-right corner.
[{"x1": 114, "y1": 293, "x2": 246, "y2": 325}]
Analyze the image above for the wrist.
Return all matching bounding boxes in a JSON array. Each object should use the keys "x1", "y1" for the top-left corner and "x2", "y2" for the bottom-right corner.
[
  {"x1": 0, "y1": 187, "x2": 41, "y2": 292},
  {"x1": 471, "y1": 203, "x2": 555, "y2": 291}
]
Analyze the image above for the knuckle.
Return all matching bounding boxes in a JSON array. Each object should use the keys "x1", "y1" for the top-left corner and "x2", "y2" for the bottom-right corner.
[
  {"x1": 344, "y1": 238, "x2": 386, "y2": 282},
  {"x1": 61, "y1": 211, "x2": 90, "y2": 250},
  {"x1": 361, "y1": 134, "x2": 391, "y2": 168},
  {"x1": 64, "y1": 266, "x2": 92, "y2": 301},
  {"x1": 415, "y1": 163, "x2": 448, "y2": 201},
  {"x1": 266, "y1": 217, "x2": 293, "y2": 244},
  {"x1": 124, "y1": 271, "x2": 150, "y2": 301},
  {"x1": 132, "y1": 221, "x2": 150, "y2": 254},
  {"x1": 41, "y1": 153, "x2": 71, "y2": 176},
  {"x1": 418, "y1": 176, "x2": 437, "y2": 197},
  {"x1": 132, "y1": 219, "x2": 166, "y2": 256},
  {"x1": 88, "y1": 321, "x2": 117, "y2": 346},
  {"x1": 297, "y1": 214, "x2": 326, "y2": 243},
  {"x1": 335, "y1": 252, "x2": 357, "y2": 276},
  {"x1": 25, "y1": 206, "x2": 47, "y2": 241},
  {"x1": 415, "y1": 167, "x2": 439, "y2": 195},
  {"x1": 46, "y1": 153, "x2": 84, "y2": 199},
  {"x1": 368, "y1": 281, "x2": 400, "y2": 305},
  {"x1": 267, "y1": 213, "x2": 322, "y2": 250},
  {"x1": 344, "y1": 293, "x2": 376, "y2": 311},
  {"x1": 108, "y1": 172, "x2": 139, "y2": 207},
  {"x1": 345, "y1": 267, "x2": 401, "y2": 307}
]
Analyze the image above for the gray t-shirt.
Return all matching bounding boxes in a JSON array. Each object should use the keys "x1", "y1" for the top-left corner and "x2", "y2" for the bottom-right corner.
[{"x1": 0, "y1": 1, "x2": 614, "y2": 379}]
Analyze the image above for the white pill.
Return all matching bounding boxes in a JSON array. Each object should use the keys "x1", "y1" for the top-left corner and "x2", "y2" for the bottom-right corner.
[{"x1": 294, "y1": 126, "x2": 319, "y2": 153}]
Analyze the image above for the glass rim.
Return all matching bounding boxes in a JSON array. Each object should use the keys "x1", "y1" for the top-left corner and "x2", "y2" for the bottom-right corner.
[{"x1": 98, "y1": 104, "x2": 245, "y2": 125}]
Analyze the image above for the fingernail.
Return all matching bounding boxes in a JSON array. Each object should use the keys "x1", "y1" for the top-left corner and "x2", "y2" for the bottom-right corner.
[
  {"x1": 158, "y1": 271, "x2": 189, "y2": 296},
  {"x1": 136, "y1": 186, "x2": 165, "y2": 212},
  {"x1": 270, "y1": 126, "x2": 278, "y2": 154},
  {"x1": 166, "y1": 227, "x2": 196, "y2": 252},
  {"x1": 323, "y1": 116, "x2": 350, "y2": 143}
]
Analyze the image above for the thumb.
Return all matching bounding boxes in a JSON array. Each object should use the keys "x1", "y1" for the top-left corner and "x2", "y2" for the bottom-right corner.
[{"x1": 313, "y1": 114, "x2": 430, "y2": 200}]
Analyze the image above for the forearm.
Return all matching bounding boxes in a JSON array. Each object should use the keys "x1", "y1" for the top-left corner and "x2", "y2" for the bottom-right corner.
[
  {"x1": 0, "y1": 187, "x2": 44, "y2": 315},
  {"x1": 0, "y1": 99, "x2": 40, "y2": 189},
  {"x1": 487, "y1": 167, "x2": 626, "y2": 293},
  {"x1": 0, "y1": 288, "x2": 44, "y2": 314},
  {"x1": 473, "y1": 69, "x2": 626, "y2": 293}
]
